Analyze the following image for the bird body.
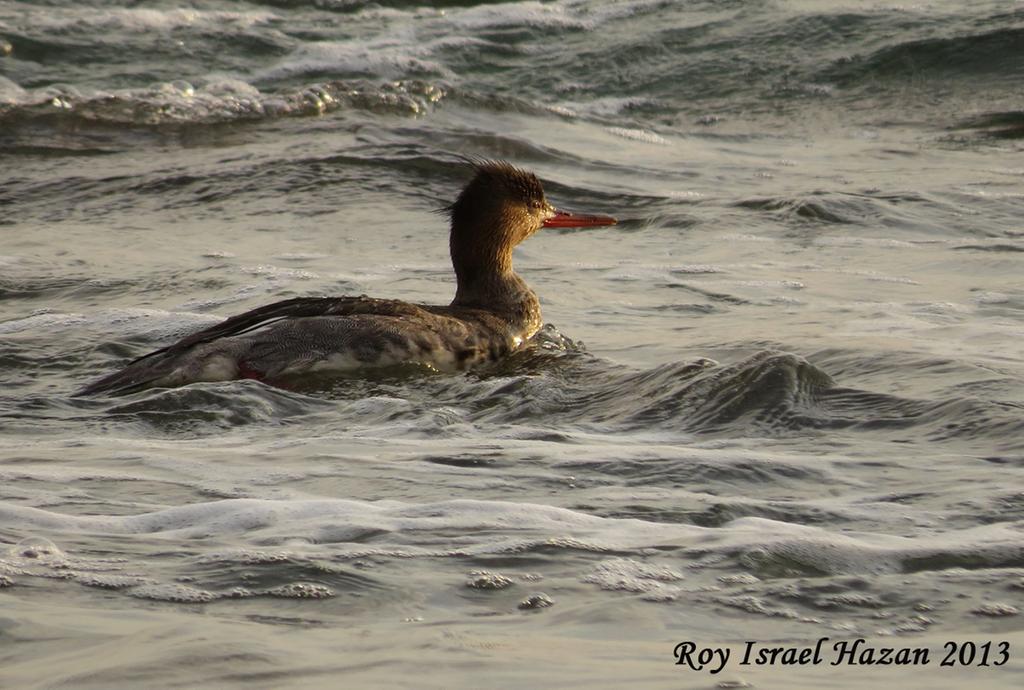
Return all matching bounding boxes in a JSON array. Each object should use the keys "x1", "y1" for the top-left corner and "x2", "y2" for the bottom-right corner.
[{"x1": 78, "y1": 161, "x2": 615, "y2": 395}]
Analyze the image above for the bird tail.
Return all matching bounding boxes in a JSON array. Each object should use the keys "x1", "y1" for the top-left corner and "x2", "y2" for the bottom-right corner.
[{"x1": 75, "y1": 351, "x2": 180, "y2": 396}]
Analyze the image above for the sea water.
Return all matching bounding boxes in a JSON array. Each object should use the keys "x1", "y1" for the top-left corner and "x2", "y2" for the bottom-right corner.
[{"x1": 1, "y1": 1, "x2": 1022, "y2": 687}]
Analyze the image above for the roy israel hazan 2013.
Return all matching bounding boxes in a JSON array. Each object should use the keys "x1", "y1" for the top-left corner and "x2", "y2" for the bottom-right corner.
[{"x1": 674, "y1": 638, "x2": 941, "y2": 673}]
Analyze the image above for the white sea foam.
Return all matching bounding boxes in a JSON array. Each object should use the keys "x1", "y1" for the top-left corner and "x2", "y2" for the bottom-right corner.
[
  {"x1": 240, "y1": 265, "x2": 320, "y2": 280},
  {"x1": 558, "y1": 96, "x2": 655, "y2": 118},
  {"x1": 606, "y1": 127, "x2": 668, "y2": 145},
  {"x1": 0, "y1": 312, "x2": 90, "y2": 334},
  {"x1": 582, "y1": 557, "x2": 685, "y2": 599},
  {"x1": 1, "y1": 75, "x2": 440, "y2": 125},
  {"x1": 1, "y1": 499, "x2": 1021, "y2": 573},
  {"x1": 0, "y1": 308, "x2": 221, "y2": 338},
  {"x1": 0, "y1": 75, "x2": 26, "y2": 102},
  {"x1": 813, "y1": 236, "x2": 917, "y2": 248},
  {"x1": 260, "y1": 36, "x2": 454, "y2": 82},
  {"x1": 446, "y1": 2, "x2": 592, "y2": 30},
  {"x1": 24, "y1": 8, "x2": 278, "y2": 33}
]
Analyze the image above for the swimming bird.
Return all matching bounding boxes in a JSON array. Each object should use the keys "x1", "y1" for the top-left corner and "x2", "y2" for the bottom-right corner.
[{"x1": 77, "y1": 160, "x2": 616, "y2": 395}]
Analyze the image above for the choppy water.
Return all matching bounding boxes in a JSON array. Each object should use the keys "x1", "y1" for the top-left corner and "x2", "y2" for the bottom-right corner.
[{"x1": 2, "y1": 1, "x2": 1023, "y2": 687}]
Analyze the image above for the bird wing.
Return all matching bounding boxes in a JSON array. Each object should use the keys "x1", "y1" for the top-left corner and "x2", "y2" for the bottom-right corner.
[
  {"x1": 127, "y1": 295, "x2": 427, "y2": 365},
  {"x1": 75, "y1": 295, "x2": 433, "y2": 395}
]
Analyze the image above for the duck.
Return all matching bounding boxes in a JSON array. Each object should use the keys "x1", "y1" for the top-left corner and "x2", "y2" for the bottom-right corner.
[{"x1": 77, "y1": 159, "x2": 616, "y2": 395}]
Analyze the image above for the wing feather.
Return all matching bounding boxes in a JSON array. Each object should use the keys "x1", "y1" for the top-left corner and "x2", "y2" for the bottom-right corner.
[{"x1": 76, "y1": 295, "x2": 432, "y2": 395}]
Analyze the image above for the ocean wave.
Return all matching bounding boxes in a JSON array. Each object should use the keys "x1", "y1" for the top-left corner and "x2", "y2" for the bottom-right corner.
[
  {"x1": 950, "y1": 110, "x2": 1024, "y2": 141},
  {"x1": 1, "y1": 0, "x2": 1019, "y2": 138},
  {"x1": 732, "y1": 189, "x2": 1000, "y2": 237},
  {"x1": 256, "y1": 36, "x2": 466, "y2": 82},
  {"x1": 445, "y1": 1, "x2": 592, "y2": 31},
  {"x1": 2, "y1": 497, "x2": 1022, "y2": 610},
  {"x1": 821, "y1": 26, "x2": 1024, "y2": 85},
  {"x1": 38, "y1": 331, "x2": 1015, "y2": 450},
  {"x1": 6, "y1": 7, "x2": 279, "y2": 33},
  {"x1": 0, "y1": 78, "x2": 445, "y2": 130}
]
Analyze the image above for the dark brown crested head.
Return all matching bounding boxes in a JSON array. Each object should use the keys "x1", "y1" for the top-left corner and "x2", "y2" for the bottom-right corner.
[
  {"x1": 446, "y1": 160, "x2": 554, "y2": 288},
  {"x1": 444, "y1": 159, "x2": 616, "y2": 306}
]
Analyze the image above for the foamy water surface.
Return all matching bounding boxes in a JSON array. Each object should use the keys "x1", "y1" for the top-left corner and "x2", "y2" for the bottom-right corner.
[{"x1": 2, "y1": 0, "x2": 1023, "y2": 687}]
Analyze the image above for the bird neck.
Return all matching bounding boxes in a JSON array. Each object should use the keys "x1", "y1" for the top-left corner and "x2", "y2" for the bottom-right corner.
[
  {"x1": 449, "y1": 216, "x2": 518, "y2": 306},
  {"x1": 451, "y1": 254, "x2": 521, "y2": 307},
  {"x1": 451, "y1": 264, "x2": 542, "y2": 341},
  {"x1": 448, "y1": 216, "x2": 542, "y2": 341}
]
